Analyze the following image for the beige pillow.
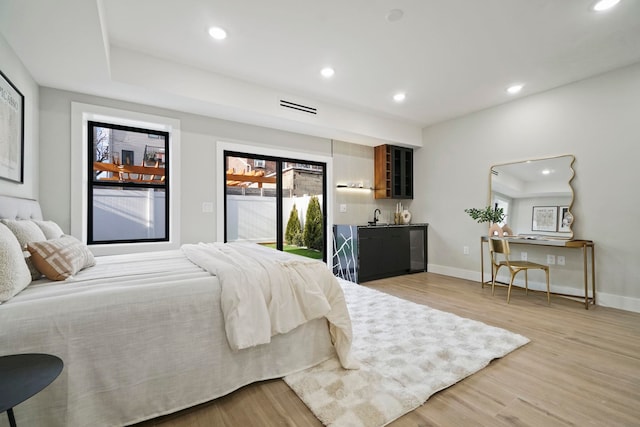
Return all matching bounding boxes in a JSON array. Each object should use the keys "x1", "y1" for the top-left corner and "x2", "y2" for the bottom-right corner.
[
  {"x1": 0, "y1": 219, "x2": 47, "y2": 280},
  {"x1": 26, "y1": 235, "x2": 96, "y2": 281},
  {"x1": 33, "y1": 220, "x2": 65, "y2": 240},
  {"x1": 0, "y1": 223, "x2": 32, "y2": 303}
]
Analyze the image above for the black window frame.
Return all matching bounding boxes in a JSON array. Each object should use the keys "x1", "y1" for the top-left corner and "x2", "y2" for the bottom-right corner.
[
  {"x1": 87, "y1": 121, "x2": 170, "y2": 245},
  {"x1": 223, "y1": 150, "x2": 328, "y2": 262}
]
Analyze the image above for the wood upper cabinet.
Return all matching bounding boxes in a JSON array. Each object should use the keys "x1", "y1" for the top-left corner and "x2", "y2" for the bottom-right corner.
[{"x1": 374, "y1": 145, "x2": 413, "y2": 199}]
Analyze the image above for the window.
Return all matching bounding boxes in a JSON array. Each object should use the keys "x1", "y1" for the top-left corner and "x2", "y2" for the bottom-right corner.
[
  {"x1": 71, "y1": 103, "x2": 181, "y2": 255},
  {"x1": 224, "y1": 151, "x2": 327, "y2": 261},
  {"x1": 217, "y1": 141, "x2": 333, "y2": 263},
  {"x1": 88, "y1": 122, "x2": 169, "y2": 244},
  {"x1": 492, "y1": 193, "x2": 510, "y2": 227}
]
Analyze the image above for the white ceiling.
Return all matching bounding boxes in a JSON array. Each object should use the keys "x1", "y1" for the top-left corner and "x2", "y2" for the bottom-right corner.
[{"x1": 1, "y1": 0, "x2": 639, "y2": 146}]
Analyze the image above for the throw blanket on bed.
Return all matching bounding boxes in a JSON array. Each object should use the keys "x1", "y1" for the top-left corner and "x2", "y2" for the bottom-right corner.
[{"x1": 181, "y1": 242, "x2": 359, "y2": 369}]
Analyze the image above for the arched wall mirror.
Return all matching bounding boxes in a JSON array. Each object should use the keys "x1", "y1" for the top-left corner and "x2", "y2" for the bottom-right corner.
[{"x1": 490, "y1": 155, "x2": 575, "y2": 239}]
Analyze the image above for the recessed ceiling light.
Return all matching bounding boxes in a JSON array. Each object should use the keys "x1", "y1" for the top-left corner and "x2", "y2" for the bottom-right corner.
[
  {"x1": 506, "y1": 84, "x2": 524, "y2": 95},
  {"x1": 393, "y1": 92, "x2": 406, "y2": 102},
  {"x1": 320, "y1": 67, "x2": 335, "y2": 78},
  {"x1": 386, "y1": 9, "x2": 404, "y2": 22},
  {"x1": 542, "y1": 169, "x2": 552, "y2": 175},
  {"x1": 208, "y1": 26, "x2": 227, "y2": 40},
  {"x1": 593, "y1": 0, "x2": 620, "y2": 12}
]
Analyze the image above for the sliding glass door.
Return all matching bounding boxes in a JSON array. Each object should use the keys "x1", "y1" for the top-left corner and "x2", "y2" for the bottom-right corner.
[{"x1": 224, "y1": 151, "x2": 327, "y2": 261}]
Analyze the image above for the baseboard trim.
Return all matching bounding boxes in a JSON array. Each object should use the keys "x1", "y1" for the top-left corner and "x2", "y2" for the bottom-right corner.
[
  {"x1": 427, "y1": 264, "x2": 640, "y2": 314},
  {"x1": 596, "y1": 293, "x2": 640, "y2": 313},
  {"x1": 428, "y1": 264, "x2": 481, "y2": 283}
]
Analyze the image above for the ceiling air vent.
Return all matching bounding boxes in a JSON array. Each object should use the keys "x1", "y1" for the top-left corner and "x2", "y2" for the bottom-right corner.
[
  {"x1": 279, "y1": 99, "x2": 317, "y2": 115},
  {"x1": 491, "y1": 169, "x2": 498, "y2": 176}
]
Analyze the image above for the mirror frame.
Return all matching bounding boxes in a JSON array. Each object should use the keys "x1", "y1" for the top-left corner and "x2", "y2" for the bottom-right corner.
[{"x1": 489, "y1": 154, "x2": 575, "y2": 240}]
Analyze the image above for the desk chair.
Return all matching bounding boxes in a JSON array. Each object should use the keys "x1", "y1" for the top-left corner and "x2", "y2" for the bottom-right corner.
[{"x1": 489, "y1": 238, "x2": 551, "y2": 304}]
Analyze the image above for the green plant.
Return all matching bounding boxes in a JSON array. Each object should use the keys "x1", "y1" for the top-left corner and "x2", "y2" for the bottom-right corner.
[
  {"x1": 285, "y1": 204, "x2": 302, "y2": 245},
  {"x1": 303, "y1": 196, "x2": 323, "y2": 251},
  {"x1": 464, "y1": 205, "x2": 505, "y2": 224},
  {"x1": 291, "y1": 231, "x2": 304, "y2": 247}
]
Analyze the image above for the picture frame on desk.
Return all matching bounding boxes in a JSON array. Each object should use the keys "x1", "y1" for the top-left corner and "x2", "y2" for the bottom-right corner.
[
  {"x1": 532, "y1": 206, "x2": 557, "y2": 232},
  {"x1": 558, "y1": 206, "x2": 572, "y2": 233},
  {"x1": 0, "y1": 69, "x2": 25, "y2": 183}
]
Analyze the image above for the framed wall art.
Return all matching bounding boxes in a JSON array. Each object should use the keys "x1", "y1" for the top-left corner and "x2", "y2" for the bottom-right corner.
[
  {"x1": 532, "y1": 206, "x2": 557, "y2": 232},
  {"x1": 0, "y1": 70, "x2": 24, "y2": 183},
  {"x1": 558, "y1": 206, "x2": 573, "y2": 232}
]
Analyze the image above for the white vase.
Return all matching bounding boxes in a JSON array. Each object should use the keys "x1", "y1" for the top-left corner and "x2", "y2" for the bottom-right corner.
[{"x1": 401, "y1": 210, "x2": 411, "y2": 224}]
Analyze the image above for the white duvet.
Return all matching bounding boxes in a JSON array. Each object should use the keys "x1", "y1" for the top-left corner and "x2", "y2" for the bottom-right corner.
[
  {"x1": 0, "y1": 249, "x2": 341, "y2": 427},
  {"x1": 181, "y1": 242, "x2": 359, "y2": 369}
]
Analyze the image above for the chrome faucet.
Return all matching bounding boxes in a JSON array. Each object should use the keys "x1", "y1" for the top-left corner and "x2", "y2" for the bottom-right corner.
[{"x1": 374, "y1": 208, "x2": 381, "y2": 225}]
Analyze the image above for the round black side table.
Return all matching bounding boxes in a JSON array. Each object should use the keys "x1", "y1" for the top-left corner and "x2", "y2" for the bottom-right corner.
[{"x1": 0, "y1": 353, "x2": 64, "y2": 427}]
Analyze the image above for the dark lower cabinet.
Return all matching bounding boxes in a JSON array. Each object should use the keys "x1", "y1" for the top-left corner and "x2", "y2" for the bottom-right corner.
[
  {"x1": 357, "y1": 224, "x2": 427, "y2": 283},
  {"x1": 332, "y1": 224, "x2": 428, "y2": 283},
  {"x1": 358, "y1": 227, "x2": 410, "y2": 282}
]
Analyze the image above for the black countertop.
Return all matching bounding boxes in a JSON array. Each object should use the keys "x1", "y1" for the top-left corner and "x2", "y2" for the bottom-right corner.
[{"x1": 356, "y1": 223, "x2": 428, "y2": 228}]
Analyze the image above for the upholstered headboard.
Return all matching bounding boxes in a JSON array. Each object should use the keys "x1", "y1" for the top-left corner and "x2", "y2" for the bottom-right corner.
[{"x1": 0, "y1": 195, "x2": 44, "y2": 220}]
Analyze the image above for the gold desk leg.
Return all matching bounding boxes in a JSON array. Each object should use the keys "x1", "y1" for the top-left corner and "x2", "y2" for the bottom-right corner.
[
  {"x1": 591, "y1": 244, "x2": 596, "y2": 306},
  {"x1": 480, "y1": 237, "x2": 485, "y2": 288},
  {"x1": 583, "y1": 244, "x2": 589, "y2": 309}
]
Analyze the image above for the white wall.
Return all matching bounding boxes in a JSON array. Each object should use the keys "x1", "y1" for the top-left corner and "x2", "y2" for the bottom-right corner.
[
  {"x1": 37, "y1": 87, "x2": 401, "y2": 244},
  {"x1": 332, "y1": 140, "x2": 413, "y2": 226},
  {"x1": 0, "y1": 33, "x2": 39, "y2": 198},
  {"x1": 38, "y1": 87, "x2": 331, "y2": 245},
  {"x1": 413, "y1": 62, "x2": 640, "y2": 312}
]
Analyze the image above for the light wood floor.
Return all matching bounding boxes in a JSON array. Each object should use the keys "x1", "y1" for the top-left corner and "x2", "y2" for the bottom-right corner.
[{"x1": 134, "y1": 273, "x2": 640, "y2": 427}]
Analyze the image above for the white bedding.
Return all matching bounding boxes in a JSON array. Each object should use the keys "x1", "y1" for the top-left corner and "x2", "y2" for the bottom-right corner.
[
  {"x1": 0, "y1": 249, "x2": 337, "y2": 427},
  {"x1": 182, "y1": 242, "x2": 358, "y2": 369}
]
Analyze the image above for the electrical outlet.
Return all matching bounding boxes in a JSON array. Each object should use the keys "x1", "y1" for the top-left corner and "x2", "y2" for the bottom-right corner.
[
  {"x1": 463, "y1": 246, "x2": 469, "y2": 255},
  {"x1": 521, "y1": 252, "x2": 527, "y2": 261},
  {"x1": 557, "y1": 256, "x2": 565, "y2": 266},
  {"x1": 547, "y1": 254, "x2": 556, "y2": 265},
  {"x1": 339, "y1": 204, "x2": 347, "y2": 213},
  {"x1": 202, "y1": 202, "x2": 214, "y2": 213}
]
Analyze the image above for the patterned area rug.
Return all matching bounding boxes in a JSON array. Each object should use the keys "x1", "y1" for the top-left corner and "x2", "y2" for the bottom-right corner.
[{"x1": 284, "y1": 279, "x2": 529, "y2": 427}]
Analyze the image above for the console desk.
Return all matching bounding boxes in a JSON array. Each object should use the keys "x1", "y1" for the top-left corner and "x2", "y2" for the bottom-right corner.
[{"x1": 480, "y1": 236, "x2": 596, "y2": 309}]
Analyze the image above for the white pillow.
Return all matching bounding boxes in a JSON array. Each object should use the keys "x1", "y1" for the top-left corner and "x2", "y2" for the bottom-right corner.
[
  {"x1": 33, "y1": 220, "x2": 65, "y2": 240},
  {"x1": 0, "y1": 223, "x2": 32, "y2": 303},
  {"x1": 0, "y1": 219, "x2": 47, "y2": 280}
]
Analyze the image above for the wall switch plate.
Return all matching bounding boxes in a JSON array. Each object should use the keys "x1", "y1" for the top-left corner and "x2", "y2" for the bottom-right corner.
[
  {"x1": 202, "y1": 202, "x2": 214, "y2": 213},
  {"x1": 463, "y1": 246, "x2": 469, "y2": 255},
  {"x1": 557, "y1": 256, "x2": 565, "y2": 266},
  {"x1": 339, "y1": 204, "x2": 347, "y2": 213},
  {"x1": 521, "y1": 252, "x2": 527, "y2": 261},
  {"x1": 547, "y1": 254, "x2": 556, "y2": 265}
]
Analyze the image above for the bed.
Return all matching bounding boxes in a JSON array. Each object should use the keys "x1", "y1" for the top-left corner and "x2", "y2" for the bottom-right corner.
[{"x1": 0, "y1": 195, "x2": 355, "y2": 427}]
